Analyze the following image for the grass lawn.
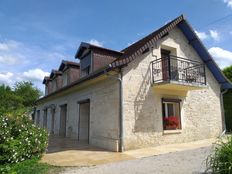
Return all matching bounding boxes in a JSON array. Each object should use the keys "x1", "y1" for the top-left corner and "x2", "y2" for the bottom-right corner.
[{"x1": 0, "y1": 157, "x2": 62, "y2": 174}]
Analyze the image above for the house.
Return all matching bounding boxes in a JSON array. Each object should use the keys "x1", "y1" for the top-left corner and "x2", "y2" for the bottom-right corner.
[{"x1": 35, "y1": 15, "x2": 232, "y2": 152}]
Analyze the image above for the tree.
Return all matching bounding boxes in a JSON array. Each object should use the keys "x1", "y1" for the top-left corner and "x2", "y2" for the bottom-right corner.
[
  {"x1": 0, "y1": 81, "x2": 42, "y2": 116},
  {"x1": 222, "y1": 65, "x2": 232, "y2": 132},
  {"x1": 0, "y1": 85, "x2": 24, "y2": 115},
  {"x1": 14, "y1": 81, "x2": 42, "y2": 107},
  {"x1": 223, "y1": 65, "x2": 232, "y2": 82}
]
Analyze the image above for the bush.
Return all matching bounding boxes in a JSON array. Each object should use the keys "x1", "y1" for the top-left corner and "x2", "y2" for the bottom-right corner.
[
  {"x1": 0, "y1": 114, "x2": 48, "y2": 165},
  {"x1": 0, "y1": 157, "x2": 59, "y2": 174},
  {"x1": 206, "y1": 136, "x2": 232, "y2": 173}
]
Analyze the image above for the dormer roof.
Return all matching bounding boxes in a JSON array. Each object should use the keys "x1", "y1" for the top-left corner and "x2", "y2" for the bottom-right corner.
[
  {"x1": 58, "y1": 60, "x2": 80, "y2": 71},
  {"x1": 50, "y1": 70, "x2": 62, "y2": 79}
]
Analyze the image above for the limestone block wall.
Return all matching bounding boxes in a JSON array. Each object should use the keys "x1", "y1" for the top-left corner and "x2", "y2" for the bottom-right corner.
[
  {"x1": 122, "y1": 27, "x2": 222, "y2": 150},
  {"x1": 36, "y1": 77, "x2": 120, "y2": 151}
]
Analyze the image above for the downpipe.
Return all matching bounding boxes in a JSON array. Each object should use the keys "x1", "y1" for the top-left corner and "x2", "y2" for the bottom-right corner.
[{"x1": 105, "y1": 69, "x2": 124, "y2": 152}]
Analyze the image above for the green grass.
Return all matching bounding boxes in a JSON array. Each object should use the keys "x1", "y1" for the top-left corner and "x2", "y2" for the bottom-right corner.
[
  {"x1": 206, "y1": 136, "x2": 232, "y2": 174},
  {"x1": 0, "y1": 157, "x2": 62, "y2": 174}
]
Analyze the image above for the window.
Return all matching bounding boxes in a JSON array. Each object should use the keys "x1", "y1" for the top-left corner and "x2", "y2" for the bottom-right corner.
[
  {"x1": 45, "y1": 84, "x2": 49, "y2": 95},
  {"x1": 52, "y1": 79, "x2": 57, "y2": 92},
  {"x1": 81, "y1": 66, "x2": 90, "y2": 77},
  {"x1": 162, "y1": 98, "x2": 181, "y2": 130},
  {"x1": 80, "y1": 52, "x2": 91, "y2": 77},
  {"x1": 62, "y1": 71, "x2": 68, "y2": 87}
]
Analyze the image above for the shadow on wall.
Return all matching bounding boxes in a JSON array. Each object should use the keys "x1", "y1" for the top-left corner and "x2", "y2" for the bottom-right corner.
[{"x1": 133, "y1": 64, "x2": 162, "y2": 133}]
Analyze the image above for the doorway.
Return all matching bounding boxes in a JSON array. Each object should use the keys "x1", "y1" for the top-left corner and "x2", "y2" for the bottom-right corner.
[
  {"x1": 59, "y1": 104, "x2": 67, "y2": 137},
  {"x1": 43, "y1": 109, "x2": 48, "y2": 129},
  {"x1": 51, "y1": 108, "x2": 55, "y2": 134},
  {"x1": 78, "y1": 100, "x2": 90, "y2": 143},
  {"x1": 161, "y1": 49, "x2": 170, "y2": 81}
]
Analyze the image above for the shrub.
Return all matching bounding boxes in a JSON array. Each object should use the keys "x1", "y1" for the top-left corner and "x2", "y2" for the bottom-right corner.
[
  {"x1": 0, "y1": 114, "x2": 48, "y2": 165},
  {"x1": 0, "y1": 157, "x2": 58, "y2": 174},
  {"x1": 206, "y1": 136, "x2": 232, "y2": 174}
]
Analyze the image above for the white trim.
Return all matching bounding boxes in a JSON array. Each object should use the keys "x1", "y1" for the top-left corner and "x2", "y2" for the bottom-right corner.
[{"x1": 163, "y1": 130, "x2": 182, "y2": 135}]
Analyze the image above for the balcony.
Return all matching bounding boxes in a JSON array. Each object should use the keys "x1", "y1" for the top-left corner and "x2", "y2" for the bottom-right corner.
[{"x1": 151, "y1": 56, "x2": 206, "y2": 91}]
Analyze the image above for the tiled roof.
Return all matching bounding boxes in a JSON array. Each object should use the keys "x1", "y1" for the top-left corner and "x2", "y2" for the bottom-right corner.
[
  {"x1": 59, "y1": 60, "x2": 80, "y2": 71},
  {"x1": 38, "y1": 14, "x2": 232, "y2": 102},
  {"x1": 75, "y1": 42, "x2": 123, "y2": 59},
  {"x1": 110, "y1": 15, "x2": 184, "y2": 68},
  {"x1": 50, "y1": 70, "x2": 62, "y2": 78}
]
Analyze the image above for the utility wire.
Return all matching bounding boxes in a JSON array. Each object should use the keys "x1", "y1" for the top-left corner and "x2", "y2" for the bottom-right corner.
[{"x1": 197, "y1": 13, "x2": 232, "y2": 30}]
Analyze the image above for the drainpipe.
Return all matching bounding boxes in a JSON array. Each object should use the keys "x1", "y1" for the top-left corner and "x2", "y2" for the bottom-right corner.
[
  {"x1": 105, "y1": 68, "x2": 124, "y2": 152},
  {"x1": 220, "y1": 88, "x2": 228, "y2": 137},
  {"x1": 118, "y1": 69, "x2": 124, "y2": 152}
]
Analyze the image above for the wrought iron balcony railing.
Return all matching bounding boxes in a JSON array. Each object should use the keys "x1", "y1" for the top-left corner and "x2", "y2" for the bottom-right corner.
[{"x1": 151, "y1": 55, "x2": 206, "y2": 85}]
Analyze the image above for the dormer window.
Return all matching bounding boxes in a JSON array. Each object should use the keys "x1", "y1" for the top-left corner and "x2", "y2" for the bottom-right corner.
[
  {"x1": 45, "y1": 84, "x2": 49, "y2": 95},
  {"x1": 62, "y1": 70, "x2": 68, "y2": 87},
  {"x1": 81, "y1": 66, "x2": 90, "y2": 77},
  {"x1": 80, "y1": 52, "x2": 92, "y2": 77},
  {"x1": 43, "y1": 77, "x2": 52, "y2": 96},
  {"x1": 52, "y1": 78, "x2": 57, "y2": 92}
]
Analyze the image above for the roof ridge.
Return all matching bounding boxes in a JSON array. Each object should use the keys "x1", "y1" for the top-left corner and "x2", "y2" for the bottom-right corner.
[{"x1": 110, "y1": 15, "x2": 184, "y2": 67}]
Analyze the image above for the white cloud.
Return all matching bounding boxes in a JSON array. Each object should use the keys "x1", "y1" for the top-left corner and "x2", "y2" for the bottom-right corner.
[
  {"x1": 22, "y1": 68, "x2": 50, "y2": 81},
  {"x1": 0, "y1": 40, "x2": 25, "y2": 66},
  {"x1": 88, "y1": 39, "x2": 103, "y2": 47},
  {"x1": 0, "y1": 68, "x2": 49, "y2": 87},
  {"x1": 0, "y1": 38, "x2": 75, "y2": 92},
  {"x1": 195, "y1": 30, "x2": 209, "y2": 40},
  {"x1": 0, "y1": 40, "x2": 21, "y2": 51},
  {"x1": 0, "y1": 43, "x2": 9, "y2": 51},
  {"x1": 209, "y1": 30, "x2": 220, "y2": 41},
  {"x1": 0, "y1": 55, "x2": 18, "y2": 65},
  {"x1": 195, "y1": 30, "x2": 220, "y2": 41},
  {"x1": 223, "y1": 0, "x2": 232, "y2": 8},
  {"x1": 208, "y1": 47, "x2": 232, "y2": 68},
  {"x1": 0, "y1": 72, "x2": 14, "y2": 85}
]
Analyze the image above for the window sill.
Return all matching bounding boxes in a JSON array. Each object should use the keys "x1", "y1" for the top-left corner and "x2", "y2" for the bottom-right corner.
[{"x1": 163, "y1": 129, "x2": 182, "y2": 135}]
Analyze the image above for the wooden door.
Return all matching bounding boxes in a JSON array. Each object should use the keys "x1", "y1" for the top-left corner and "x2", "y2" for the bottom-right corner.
[
  {"x1": 59, "y1": 104, "x2": 67, "y2": 137},
  {"x1": 161, "y1": 49, "x2": 170, "y2": 81},
  {"x1": 51, "y1": 109, "x2": 55, "y2": 134},
  {"x1": 78, "y1": 101, "x2": 90, "y2": 143}
]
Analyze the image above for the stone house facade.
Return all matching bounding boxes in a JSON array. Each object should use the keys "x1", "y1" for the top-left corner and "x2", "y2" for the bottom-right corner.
[{"x1": 35, "y1": 15, "x2": 232, "y2": 152}]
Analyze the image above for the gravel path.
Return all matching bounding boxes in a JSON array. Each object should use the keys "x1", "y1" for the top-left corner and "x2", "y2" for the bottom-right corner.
[{"x1": 60, "y1": 146, "x2": 212, "y2": 174}]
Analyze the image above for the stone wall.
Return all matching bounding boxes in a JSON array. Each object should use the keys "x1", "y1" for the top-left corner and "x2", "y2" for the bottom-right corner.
[
  {"x1": 122, "y1": 27, "x2": 222, "y2": 150},
  {"x1": 36, "y1": 77, "x2": 120, "y2": 151},
  {"x1": 36, "y1": 26, "x2": 223, "y2": 152}
]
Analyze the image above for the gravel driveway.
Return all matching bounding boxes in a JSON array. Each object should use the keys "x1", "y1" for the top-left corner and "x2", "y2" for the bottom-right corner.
[{"x1": 60, "y1": 146, "x2": 212, "y2": 174}]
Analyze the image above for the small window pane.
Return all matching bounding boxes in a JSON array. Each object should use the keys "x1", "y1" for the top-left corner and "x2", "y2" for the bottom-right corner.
[
  {"x1": 167, "y1": 103, "x2": 174, "y2": 116},
  {"x1": 162, "y1": 100, "x2": 181, "y2": 130}
]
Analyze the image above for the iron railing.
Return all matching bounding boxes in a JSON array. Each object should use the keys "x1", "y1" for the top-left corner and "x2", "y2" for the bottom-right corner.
[{"x1": 151, "y1": 55, "x2": 206, "y2": 85}]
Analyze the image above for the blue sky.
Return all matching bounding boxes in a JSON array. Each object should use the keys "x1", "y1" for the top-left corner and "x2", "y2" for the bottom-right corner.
[{"x1": 1, "y1": 0, "x2": 232, "y2": 92}]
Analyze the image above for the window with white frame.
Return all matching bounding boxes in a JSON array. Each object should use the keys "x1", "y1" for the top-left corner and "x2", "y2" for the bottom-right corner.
[{"x1": 162, "y1": 98, "x2": 181, "y2": 130}]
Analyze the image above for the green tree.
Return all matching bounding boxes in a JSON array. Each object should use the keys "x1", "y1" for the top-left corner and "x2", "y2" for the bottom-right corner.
[
  {"x1": 14, "y1": 81, "x2": 42, "y2": 107},
  {"x1": 0, "y1": 81, "x2": 42, "y2": 116},
  {"x1": 0, "y1": 85, "x2": 24, "y2": 115},
  {"x1": 223, "y1": 65, "x2": 232, "y2": 132},
  {"x1": 223, "y1": 65, "x2": 232, "y2": 82}
]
